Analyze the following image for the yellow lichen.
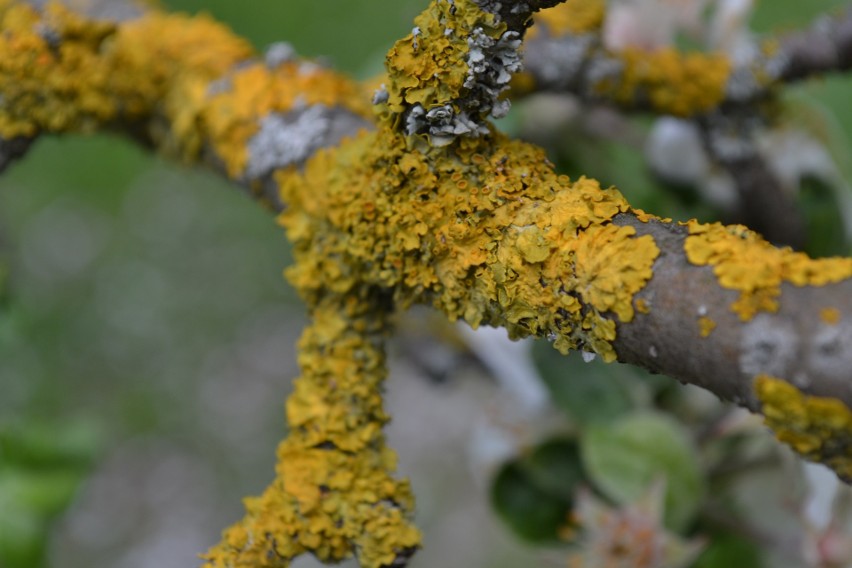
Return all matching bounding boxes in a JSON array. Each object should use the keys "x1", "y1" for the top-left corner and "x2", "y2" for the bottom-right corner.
[
  {"x1": 277, "y1": 118, "x2": 656, "y2": 367},
  {"x1": 595, "y1": 48, "x2": 731, "y2": 117},
  {"x1": 202, "y1": 293, "x2": 421, "y2": 568},
  {"x1": 203, "y1": 62, "x2": 372, "y2": 176},
  {"x1": 820, "y1": 307, "x2": 841, "y2": 325},
  {"x1": 684, "y1": 221, "x2": 852, "y2": 320},
  {"x1": 0, "y1": 2, "x2": 254, "y2": 140},
  {"x1": 698, "y1": 316, "x2": 715, "y2": 337},
  {"x1": 754, "y1": 375, "x2": 852, "y2": 482},
  {"x1": 635, "y1": 298, "x2": 651, "y2": 314},
  {"x1": 529, "y1": 0, "x2": 606, "y2": 38},
  {"x1": 0, "y1": 1, "x2": 369, "y2": 178}
]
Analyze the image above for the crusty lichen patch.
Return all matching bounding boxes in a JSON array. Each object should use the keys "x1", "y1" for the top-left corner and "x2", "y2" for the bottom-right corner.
[
  {"x1": 385, "y1": 0, "x2": 502, "y2": 116},
  {"x1": 820, "y1": 307, "x2": 841, "y2": 325},
  {"x1": 684, "y1": 221, "x2": 852, "y2": 320},
  {"x1": 594, "y1": 48, "x2": 731, "y2": 117},
  {"x1": 277, "y1": 122, "x2": 658, "y2": 364},
  {"x1": 754, "y1": 374, "x2": 852, "y2": 482},
  {"x1": 698, "y1": 316, "x2": 716, "y2": 337},
  {"x1": 202, "y1": 293, "x2": 420, "y2": 568},
  {"x1": 203, "y1": 62, "x2": 372, "y2": 177},
  {"x1": 0, "y1": 1, "x2": 369, "y2": 177},
  {"x1": 0, "y1": 2, "x2": 252, "y2": 139}
]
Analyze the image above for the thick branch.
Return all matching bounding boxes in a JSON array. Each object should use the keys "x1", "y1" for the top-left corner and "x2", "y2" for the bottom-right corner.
[{"x1": 613, "y1": 214, "x2": 852, "y2": 407}]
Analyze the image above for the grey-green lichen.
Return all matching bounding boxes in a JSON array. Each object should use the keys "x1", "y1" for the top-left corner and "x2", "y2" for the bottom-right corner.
[{"x1": 384, "y1": 0, "x2": 521, "y2": 145}]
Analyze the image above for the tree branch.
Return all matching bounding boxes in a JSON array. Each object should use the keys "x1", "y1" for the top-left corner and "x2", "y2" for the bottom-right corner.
[
  {"x1": 1, "y1": 1, "x2": 372, "y2": 208},
  {"x1": 520, "y1": 3, "x2": 852, "y2": 115},
  {"x1": 697, "y1": 109, "x2": 808, "y2": 248},
  {"x1": 202, "y1": 288, "x2": 420, "y2": 568},
  {"x1": 4, "y1": 1, "x2": 852, "y2": 566}
]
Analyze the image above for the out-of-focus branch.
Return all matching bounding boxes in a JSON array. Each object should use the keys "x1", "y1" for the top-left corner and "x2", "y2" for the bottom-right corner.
[
  {"x1": 697, "y1": 109, "x2": 808, "y2": 248},
  {"x1": 520, "y1": 3, "x2": 852, "y2": 115},
  {"x1": 520, "y1": 2, "x2": 852, "y2": 248},
  {"x1": 0, "y1": 1, "x2": 373, "y2": 208},
  {"x1": 0, "y1": 136, "x2": 34, "y2": 173},
  {"x1": 766, "y1": 6, "x2": 852, "y2": 87}
]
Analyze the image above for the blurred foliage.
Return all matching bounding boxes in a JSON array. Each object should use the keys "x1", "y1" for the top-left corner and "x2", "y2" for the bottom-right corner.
[
  {"x1": 0, "y1": 420, "x2": 99, "y2": 568},
  {"x1": 490, "y1": 438, "x2": 585, "y2": 542},
  {"x1": 581, "y1": 412, "x2": 705, "y2": 531}
]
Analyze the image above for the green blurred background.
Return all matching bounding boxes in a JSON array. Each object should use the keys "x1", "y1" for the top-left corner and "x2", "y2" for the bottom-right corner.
[{"x1": 1, "y1": 1, "x2": 851, "y2": 567}]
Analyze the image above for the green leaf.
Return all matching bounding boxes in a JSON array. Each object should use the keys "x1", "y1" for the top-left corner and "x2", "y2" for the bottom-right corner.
[
  {"x1": 692, "y1": 533, "x2": 763, "y2": 568},
  {"x1": 490, "y1": 438, "x2": 586, "y2": 542},
  {"x1": 0, "y1": 510, "x2": 46, "y2": 568},
  {"x1": 0, "y1": 469, "x2": 85, "y2": 518},
  {"x1": 0, "y1": 419, "x2": 100, "y2": 471},
  {"x1": 799, "y1": 174, "x2": 848, "y2": 257},
  {"x1": 581, "y1": 411, "x2": 705, "y2": 530},
  {"x1": 532, "y1": 340, "x2": 640, "y2": 426}
]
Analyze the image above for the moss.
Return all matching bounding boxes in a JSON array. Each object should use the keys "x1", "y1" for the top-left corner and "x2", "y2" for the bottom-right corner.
[
  {"x1": 684, "y1": 221, "x2": 852, "y2": 320},
  {"x1": 754, "y1": 375, "x2": 852, "y2": 482}
]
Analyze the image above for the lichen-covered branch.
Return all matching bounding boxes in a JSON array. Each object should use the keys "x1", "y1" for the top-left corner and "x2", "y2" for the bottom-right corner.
[
  {"x1": 0, "y1": 1, "x2": 372, "y2": 206},
  {"x1": 520, "y1": 1, "x2": 852, "y2": 115},
  {"x1": 3, "y1": 1, "x2": 852, "y2": 566},
  {"x1": 203, "y1": 289, "x2": 420, "y2": 568}
]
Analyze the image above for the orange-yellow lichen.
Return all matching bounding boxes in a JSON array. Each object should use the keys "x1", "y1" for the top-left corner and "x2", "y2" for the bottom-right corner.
[
  {"x1": 697, "y1": 316, "x2": 715, "y2": 337},
  {"x1": 203, "y1": 62, "x2": 372, "y2": 176},
  {"x1": 202, "y1": 294, "x2": 421, "y2": 568},
  {"x1": 277, "y1": 119, "x2": 656, "y2": 365},
  {"x1": 0, "y1": 1, "x2": 370, "y2": 177},
  {"x1": 0, "y1": 2, "x2": 253, "y2": 140},
  {"x1": 635, "y1": 298, "x2": 651, "y2": 314},
  {"x1": 529, "y1": 0, "x2": 606, "y2": 38},
  {"x1": 684, "y1": 221, "x2": 852, "y2": 320},
  {"x1": 754, "y1": 375, "x2": 852, "y2": 482},
  {"x1": 595, "y1": 48, "x2": 731, "y2": 117},
  {"x1": 820, "y1": 307, "x2": 841, "y2": 325},
  {"x1": 0, "y1": 2, "x2": 119, "y2": 137}
]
